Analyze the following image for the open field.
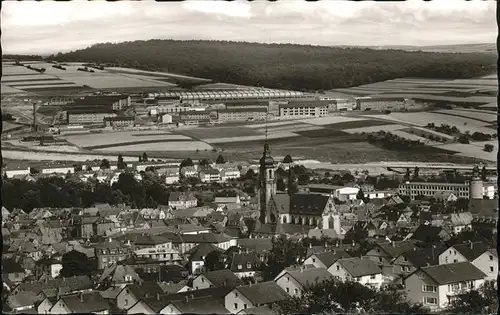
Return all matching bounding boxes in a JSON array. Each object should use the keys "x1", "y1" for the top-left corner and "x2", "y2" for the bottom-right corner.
[
  {"x1": 342, "y1": 124, "x2": 406, "y2": 134},
  {"x1": 401, "y1": 127, "x2": 454, "y2": 142},
  {"x1": 255, "y1": 124, "x2": 323, "y2": 134},
  {"x1": 323, "y1": 119, "x2": 394, "y2": 130},
  {"x1": 94, "y1": 141, "x2": 212, "y2": 152},
  {"x1": 433, "y1": 142, "x2": 497, "y2": 162},
  {"x1": 362, "y1": 113, "x2": 495, "y2": 134},
  {"x1": 433, "y1": 109, "x2": 497, "y2": 123},
  {"x1": 204, "y1": 132, "x2": 298, "y2": 144},
  {"x1": 107, "y1": 67, "x2": 211, "y2": 82},
  {"x1": 177, "y1": 126, "x2": 262, "y2": 139},
  {"x1": 7, "y1": 80, "x2": 74, "y2": 86},
  {"x1": 1, "y1": 74, "x2": 58, "y2": 82},
  {"x1": 63, "y1": 131, "x2": 191, "y2": 148},
  {"x1": 1, "y1": 85, "x2": 25, "y2": 94},
  {"x1": 300, "y1": 116, "x2": 365, "y2": 126},
  {"x1": 247, "y1": 120, "x2": 299, "y2": 129},
  {"x1": 1, "y1": 149, "x2": 141, "y2": 162}
]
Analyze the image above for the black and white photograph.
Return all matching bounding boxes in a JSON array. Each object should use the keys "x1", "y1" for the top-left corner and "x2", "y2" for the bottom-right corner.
[{"x1": 1, "y1": 0, "x2": 498, "y2": 314}]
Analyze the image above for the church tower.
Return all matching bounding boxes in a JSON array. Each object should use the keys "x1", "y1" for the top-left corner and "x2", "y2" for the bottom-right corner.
[
  {"x1": 469, "y1": 165, "x2": 483, "y2": 199},
  {"x1": 259, "y1": 142, "x2": 277, "y2": 224}
]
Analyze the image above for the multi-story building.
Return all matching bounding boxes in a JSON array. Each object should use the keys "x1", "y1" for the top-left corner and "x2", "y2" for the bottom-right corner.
[
  {"x1": 398, "y1": 181, "x2": 495, "y2": 200},
  {"x1": 149, "y1": 89, "x2": 310, "y2": 103},
  {"x1": 199, "y1": 168, "x2": 221, "y2": 183},
  {"x1": 104, "y1": 116, "x2": 135, "y2": 128},
  {"x1": 149, "y1": 105, "x2": 205, "y2": 116},
  {"x1": 70, "y1": 94, "x2": 130, "y2": 111},
  {"x1": 47, "y1": 95, "x2": 77, "y2": 106},
  {"x1": 66, "y1": 109, "x2": 116, "y2": 125},
  {"x1": 279, "y1": 100, "x2": 330, "y2": 118},
  {"x1": 179, "y1": 110, "x2": 212, "y2": 122},
  {"x1": 94, "y1": 238, "x2": 131, "y2": 270},
  {"x1": 217, "y1": 107, "x2": 267, "y2": 122},
  {"x1": 403, "y1": 262, "x2": 486, "y2": 311},
  {"x1": 356, "y1": 97, "x2": 407, "y2": 111}
]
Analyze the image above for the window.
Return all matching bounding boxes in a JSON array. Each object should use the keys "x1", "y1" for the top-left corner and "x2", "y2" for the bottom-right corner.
[
  {"x1": 247, "y1": 263, "x2": 252, "y2": 269},
  {"x1": 422, "y1": 285, "x2": 437, "y2": 293},
  {"x1": 201, "y1": 277, "x2": 205, "y2": 282},
  {"x1": 294, "y1": 288, "x2": 298, "y2": 294},
  {"x1": 235, "y1": 292, "x2": 238, "y2": 297},
  {"x1": 312, "y1": 258, "x2": 316, "y2": 263},
  {"x1": 490, "y1": 255, "x2": 494, "y2": 261},
  {"x1": 370, "y1": 275, "x2": 376, "y2": 279},
  {"x1": 124, "y1": 299, "x2": 128, "y2": 306},
  {"x1": 244, "y1": 304, "x2": 247, "y2": 309},
  {"x1": 234, "y1": 303, "x2": 238, "y2": 310},
  {"x1": 490, "y1": 266, "x2": 494, "y2": 273},
  {"x1": 424, "y1": 297, "x2": 438, "y2": 305},
  {"x1": 336, "y1": 265, "x2": 340, "y2": 271},
  {"x1": 238, "y1": 264, "x2": 243, "y2": 270},
  {"x1": 286, "y1": 287, "x2": 290, "y2": 293}
]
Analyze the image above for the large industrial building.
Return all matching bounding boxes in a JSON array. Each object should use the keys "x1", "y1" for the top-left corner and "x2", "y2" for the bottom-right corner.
[
  {"x1": 148, "y1": 88, "x2": 312, "y2": 103},
  {"x1": 217, "y1": 107, "x2": 267, "y2": 122},
  {"x1": 398, "y1": 167, "x2": 496, "y2": 200},
  {"x1": 278, "y1": 100, "x2": 333, "y2": 118},
  {"x1": 356, "y1": 97, "x2": 408, "y2": 111},
  {"x1": 66, "y1": 109, "x2": 117, "y2": 125},
  {"x1": 69, "y1": 94, "x2": 131, "y2": 111},
  {"x1": 104, "y1": 116, "x2": 135, "y2": 128}
]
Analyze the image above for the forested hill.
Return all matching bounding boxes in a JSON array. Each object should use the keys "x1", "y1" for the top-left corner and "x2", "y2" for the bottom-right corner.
[{"x1": 51, "y1": 40, "x2": 496, "y2": 91}]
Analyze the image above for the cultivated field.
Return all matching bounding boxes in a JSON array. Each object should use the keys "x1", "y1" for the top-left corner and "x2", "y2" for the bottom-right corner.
[
  {"x1": 177, "y1": 126, "x2": 262, "y2": 139},
  {"x1": 63, "y1": 131, "x2": 191, "y2": 148},
  {"x1": 342, "y1": 124, "x2": 407, "y2": 134},
  {"x1": 300, "y1": 116, "x2": 365, "y2": 126},
  {"x1": 1, "y1": 85, "x2": 25, "y2": 94},
  {"x1": 1, "y1": 149, "x2": 140, "y2": 162},
  {"x1": 433, "y1": 109, "x2": 497, "y2": 123},
  {"x1": 94, "y1": 141, "x2": 212, "y2": 152}
]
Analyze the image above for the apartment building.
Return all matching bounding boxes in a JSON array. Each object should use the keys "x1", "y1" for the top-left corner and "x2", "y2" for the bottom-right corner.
[
  {"x1": 67, "y1": 109, "x2": 116, "y2": 125},
  {"x1": 104, "y1": 116, "x2": 135, "y2": 128},
  {"x1": 398, "y1": 181, "x2": 495, "y2": 200},
  {"x1": 356, "y1": 97, "x2": 407, "y2": 111},
  {"x1": 278, "y1": 100, "x2": 331, "y2": 118},
  {"x1": 179, "y1": 110, "x2": 212, "y2": 122},
  {"x1": 217, "y1": 107, "x2": 267, "y2": 122}
]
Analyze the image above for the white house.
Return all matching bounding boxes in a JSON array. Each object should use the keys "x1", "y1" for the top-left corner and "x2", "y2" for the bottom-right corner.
[
  {"x1": 274, "y1": 267, "x2": 333, "y2": 298},
  {"x1": 48, "y1": 292, "x2": 110, "y2": 314},
  {"x1": 165, "y1": 172, "x2": 179, "y2": 185},
  {"x1": 448, "y1": 212, "x2": 473, "y2": 234},
  {"x1": 219, "y1": 168, "x2": 241, "y2": 182},
  {"x1": 199, "y1": 168, "x2": 221, "y2": 183},
  {"x1": 327, "y1": 257, "x2": 384, "y2": 289},
  {"x1": 334, "y1": 187, "x2": 359, "y2": 201},
  {"x1": 439, "y1": 242, "x2": 497, "y2": 281},
  {"x1": 168, "y1": 192, "x2": 197, "y2": 210},
  {"x1": 161, "y1": 113, "x2": 173, "y2": 124},
  {"x1": 403, "y1": 262, "x2": 486, "y2": 311},
  {"x1": 303, "y1": 249, "x2": 351, "y2": 269},
  {"x1": 180, "y1": 166, "x2": 198, "y2": 178},
  {"x1": 224, "y1": 282, "x2": 288, "y2": 314}
]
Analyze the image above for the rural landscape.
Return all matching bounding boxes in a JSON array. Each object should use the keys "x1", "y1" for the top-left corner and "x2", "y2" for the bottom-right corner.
[{"x1": 1, "y1": 1, "x2": 499, "y2": 314}]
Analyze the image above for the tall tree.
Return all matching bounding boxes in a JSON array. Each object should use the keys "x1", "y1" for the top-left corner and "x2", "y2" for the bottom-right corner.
[
  {"x1": 446, "y1": 281, "x2": 497, "y2": 314},
  {"x1": 60, "y1": 250, "x2": 95, "y2": 278},
  {"x1": 216, "y1": 155, "x2": 226, "y2": 164},
  {"x1": 283, "y1": 155, "x2": 293, "y2": 163},
  {"x1": 100, "y1": 159, "x2": 110, "y2": 169},
  {"x1": 117, "y1": 154, "x2": 126, "y2": 169},
  {"x1": 142, "y1": 152, "x2": 148, "y2": 162},
  {"x1": 204, "y1": 250, "x2": 225, "y2": 271}
]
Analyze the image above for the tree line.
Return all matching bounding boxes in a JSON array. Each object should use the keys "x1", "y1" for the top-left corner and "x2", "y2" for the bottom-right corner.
[{"x1": 48, "y1": 39, "x2": 496, "y2": 92}]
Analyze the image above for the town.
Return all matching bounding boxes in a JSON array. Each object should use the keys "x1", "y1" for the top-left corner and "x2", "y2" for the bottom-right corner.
[{"x1": 2, "y1": 139, "x2": 498, "y2": 314}]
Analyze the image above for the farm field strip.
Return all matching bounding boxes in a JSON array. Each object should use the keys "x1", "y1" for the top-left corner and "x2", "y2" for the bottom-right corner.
[
  {"x1": 433, "y1": 109, "x2": 497, "y2": 123},
  {"x1": 390, "y1": 130, "x2": 441, "y2": 145},
  {"x1": 85, "y1": 138, "x2": 200, "y2": 150},
  {"x1": 2, "y1": 74, "x2": 58, "y2": 82},
  {"x1": 479, "y1": 102, "x2": 498, "y2": 109},
  {"x1": 63, "y1": 132, "x2": 192, "y2": 147},
  {"x1": 204, "y1": 131, "x2": 298, "y2": 144},
  {"x1": 8, "y1": 80, "x2": 75, "y2": 86},
  {"x1": 325, "y1": 119, "x2": 394, "y2": 130},
  {"x1": 94, "y1": 141, "x2": 213, "y2": 152},
  {"x1": 447, "y1": 79, "x2": 498, "y2": 86},
  {"x1": 1, "y1": 85, "x2": 25, "y2": 94},
  {"x1": 407, "y1": 126, "x2": 455, "y2": 140},
  {"x1": 301, "y1": 116, "x2": 365, "y2": 126},
  {"x1": 431, "y1": 143, "x2": 497, "y2": 162},
  {"x1": 51, "y1": 74, "x2": 173, "y2": 89},
  {"x1": 1, "y1": 149, "x2": 141, "y2": 162},
  {"x1": 342, "y1": 124, "x2": 407, "y2": 134},
  {"x1": 177, "y1": 127, "x2": 262, "y2": 139},
  {"x1": 107, "y1": 67, "x2": 211, "y2": 82},
  {"x1": 247, "y1": 120, "x2": 300, "y2": 129},
  {"x1": 14, "y1": 84, "x2": 85, "y2": 90},
  {"x1": 255, "y1": 125, "x2": 324, "y2": 134},
  {"x1": 2, "y1": 67, "x2": 47, "y2": 76}
]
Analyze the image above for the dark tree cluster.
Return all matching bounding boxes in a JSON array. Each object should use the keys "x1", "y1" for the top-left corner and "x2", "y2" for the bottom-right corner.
[
  {"x1": 367, "y1": 131, "x2": 425, "y2": 151},
  {"x1": 1, "y1": 171, "x2": 170, "y2": 212},
  {"x1": 49, "y1": 40, "x2": 495, "y2": 92}
]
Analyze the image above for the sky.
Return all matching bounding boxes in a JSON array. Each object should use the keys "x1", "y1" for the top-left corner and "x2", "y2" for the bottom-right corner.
[{"x1": 1, "y1": 0, "x2": 496, "y2": 55}]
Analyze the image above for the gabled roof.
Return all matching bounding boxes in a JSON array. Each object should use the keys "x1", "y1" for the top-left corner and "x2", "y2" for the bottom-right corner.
[
  {"x1": 282, "y1": 267, "x2": 334, "y2": 287},
  {"x1": 452, "y1": 242, "x2": 491, "y2": 261},
  {"x1": 235, "y1": 281, "x2": 288, "y2": 305},
  {"x1": 122, "y1": 283, "x2": 164, "y2": 300},
  {"x1": 237, "y1": 238, "x2": 272, "y2": 253},
  {"x1": 449, "y1": 212, "x2": 473, "y2": 226},
  {"x1": 169, "y1": 296, "x2": 230, "y2": 314},
  {"x1": 230, "y1": 252, "x2": 263, "y2": 273},
  {"x1": 374, "y1": 240, "x2": 418, "y2": 260},
  {"x1": 59, "y1": 292, "x2": 110, "y2": 313},
  {"x1": 6, "y1": 291, "x2": 38, "y2": 310},
  {"x1": 336, "y1": 258, "x2": 382, "y2": 277},
  {"x1": 309, "y1": 250, "x2": 351, "y2": 268},
  {"x1": 403, "y1": 245, "x2": 446, "y2": 268},
  {"x1": 289, "y1": 193, "x2": 330, "y2": 215},
  {"x1": 168, "y1": 191, "x2": 196, "y2": 202},
  {"x1": 418, "y1": 262, "x2": 486, "y2": 285},
  {"x1": 468, "y1": 198, "x2": 498, "y2": 217},
  {"x1": 186, "y1": 243, "x2": 224, "y2": 261},
  {"x1": 238, "y1": 305, "x2": 275, "y2": 315},
  {"x1": 199, "y1": 269, "x2": 243, "y2": 288}
]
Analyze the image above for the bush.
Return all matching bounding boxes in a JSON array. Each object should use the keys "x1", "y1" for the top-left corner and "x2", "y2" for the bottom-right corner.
[{"x1": 484, "y1": 144, "x2": 494, "y2": 152}]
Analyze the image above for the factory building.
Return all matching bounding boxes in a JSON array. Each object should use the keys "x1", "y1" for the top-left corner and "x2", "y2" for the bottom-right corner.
[
  {"x1": 148, "y1": 105, "x2": 205, "y2": 116},
  {"x1": 104, "y1": 116, "x2": 135, "y2": 128},
  {"x1": 356, "y1": 97, "x2": 408, "y2": 111},
  {"x1": 217, "y1": 107, "x2": 267, "y2": 122},
  {"x1": 66, "y1": 109, "x2": 117, "y2": 125},
  {"x1": 278, "y1": 100, "x2": 332, "y2": 118},
  {"x1": 398, "y1": 167, "x2": 495, "y2": 200},
  {"x1": 70, "y1": 94, "x2": 131, "y2": 111},
  {"x1": 148, "y1": 88, "x2": 312, "y2": 102}
]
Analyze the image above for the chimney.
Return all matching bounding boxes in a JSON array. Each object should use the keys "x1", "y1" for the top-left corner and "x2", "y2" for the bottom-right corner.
[
  {"x1": 470, "y1": 241, "x2": 473, "y2": 250},
  {"x1": 300, "y1": 266, "x2": 305, "y2": 272},
  {"x1": 157, "y1": 293, "x2": 160, "y2": 301},
  {"x1": 185, "y1": 296, "x2": 189, "y2": 303},
  {"x1": 224, "y1": 280, "x2": 228, "y2": 287},
  {"x1": 190, "y1": 293, "x2": 195, "y2": 299},
  {"x1": 108, "y1": 237, "x2": 112, "y2": 243},
  {"x1": 309, "y1": 243, "x2": 312, "y2": 249},
  {"x1": 79, "y1": 292, "x2": 84, "y2": 303},
  {"x1": 144, "y1": 293, "x2": 149, "y2": 299},
  {"x1": 392, "y1": 241, "x2": 395, "y2": 247}
]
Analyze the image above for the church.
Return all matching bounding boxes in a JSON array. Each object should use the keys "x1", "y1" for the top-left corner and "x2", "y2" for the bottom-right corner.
[{"x1": 253, "y1": 141, "x2": 341, "y2": 238}]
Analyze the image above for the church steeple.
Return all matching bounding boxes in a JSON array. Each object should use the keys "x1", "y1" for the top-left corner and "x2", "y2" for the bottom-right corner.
[{"x1": 259, "y1": 141, "x2": 277, "y2": 224}]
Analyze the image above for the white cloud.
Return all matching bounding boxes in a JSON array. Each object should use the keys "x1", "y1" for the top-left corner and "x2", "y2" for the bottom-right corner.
[{"x1": 0, "y1": 0, "x2": 495, "y2": 54}]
